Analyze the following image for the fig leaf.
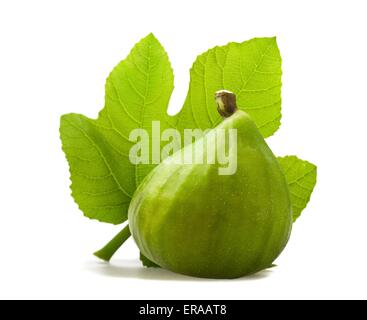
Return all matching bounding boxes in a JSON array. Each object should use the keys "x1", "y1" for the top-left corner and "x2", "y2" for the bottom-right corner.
[
  {"x1": 140, "y1": 253, "x2": 159, "y2": 268},
  {"x1": 174, "y1": 36, "x2": 282, "y2": 138},
  {"x1": 60, "y1": 34, "x2": 283, "y2": 224},
  {"x1": 60, "y1": 34, "x2": 174, "y2": 224},
  {"x1": 278, "y1": 156, "x2": 317, "y2": 222}
]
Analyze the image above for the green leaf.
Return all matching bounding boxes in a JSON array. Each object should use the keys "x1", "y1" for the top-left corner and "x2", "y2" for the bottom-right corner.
[
  {"x1": 174, "y1": 37, "x2": 282, "y2": 138},
  {"x1": 60, "y1": 35, "x2": 283, "y2": 224},
  {"x1": 60, "y1": 33, "x2": 174, "y2": 224},
  {"x1": 277, "y1": 156, "x2": 317, "y2": 222},
  {"x1": 140, "y1": 253, "x2": 159, "y2": 268}
]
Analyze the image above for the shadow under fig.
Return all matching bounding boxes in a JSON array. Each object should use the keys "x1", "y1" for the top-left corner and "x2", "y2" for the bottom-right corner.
[{"x1": 85, "y1": 259, "x2": 273, "y2": 281}]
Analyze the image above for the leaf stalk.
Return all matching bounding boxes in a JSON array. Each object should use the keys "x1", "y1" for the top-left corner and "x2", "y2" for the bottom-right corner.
[{"x1": 93, "y1": 224, "x2": 131, "y2": 262}]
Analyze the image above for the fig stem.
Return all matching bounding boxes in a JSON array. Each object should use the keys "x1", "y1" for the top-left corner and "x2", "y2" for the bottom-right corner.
[
  {"x1": 215, "y1": 90, "x2": 238, "y2": 118},
  {"x1": 93, "y1": 224, "x2": 131, "y2": 262}
]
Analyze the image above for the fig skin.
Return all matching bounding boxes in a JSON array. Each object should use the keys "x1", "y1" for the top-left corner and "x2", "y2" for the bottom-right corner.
[{"x1": 128, "y1": 99, "x2": 292, "y2": 279}]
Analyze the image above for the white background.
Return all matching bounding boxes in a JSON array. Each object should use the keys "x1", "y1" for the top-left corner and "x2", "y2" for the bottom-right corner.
[{"x1": 0, "y1": 0, "x2": 366, "y2": 300}]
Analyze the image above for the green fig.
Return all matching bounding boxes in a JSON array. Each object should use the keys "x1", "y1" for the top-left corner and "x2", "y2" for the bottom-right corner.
[{"x1": 128, "y1": 90, "x2": 292, "y2": 279}]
